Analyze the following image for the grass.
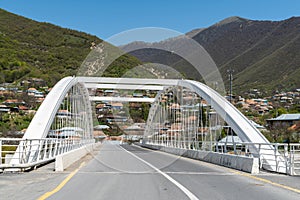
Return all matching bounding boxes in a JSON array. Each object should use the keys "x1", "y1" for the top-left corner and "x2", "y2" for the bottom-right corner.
[{"x1": 1, "y1": 145, "x2": 17, "y2": 164}]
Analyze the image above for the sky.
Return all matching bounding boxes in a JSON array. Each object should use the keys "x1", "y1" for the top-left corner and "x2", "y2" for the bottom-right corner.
[{"x1": 0, "y1": 0, "x2": 300, "y2": 44}]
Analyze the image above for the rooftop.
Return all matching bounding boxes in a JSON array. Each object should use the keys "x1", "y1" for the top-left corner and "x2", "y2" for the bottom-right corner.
[{"x1": 268, "y1": 114, "x2": 300, "y2": 121}]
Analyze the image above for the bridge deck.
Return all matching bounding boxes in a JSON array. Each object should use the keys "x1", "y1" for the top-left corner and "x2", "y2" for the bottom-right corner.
[{"x1": 1, "y1": 142, "x2": 299, "y2": 200}]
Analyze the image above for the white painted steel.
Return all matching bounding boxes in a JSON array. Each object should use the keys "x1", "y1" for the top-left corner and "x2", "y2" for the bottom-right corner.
[
  {"x1": 180, "y1": 80, "x2": 269, "y2": 144},
  {"x1": 9, "y1": 76, "x2": 283, "y2": 172},
  {"x1": 25, "y1": 77, "x2": 78, "y2": 139},
  {"x1": 90, "y1": 96, "x2": 155, "y2": 102},
  {"x1": 77, "y1": 77, "x2": 179, "y2": 85},
  {"x1": 290, "y1": 144, "x2": 300, "y2": 175},
  {"x1": 79, "y1": 77, "x2": 273, "y2": 159},
  {"x1": 80, "y1": 77, "x2": 268, "y2": 145},
  {"x1": 143, "y1": 80, "x2": 286, "y2": 173},
  {"x1": 11, "y1": 77, "x2": 94, "y2": 165},
  {"x1": 1, "y1": 138, "x2": 94, "y2": 171},
  {"x1": 84, "y1": 83, "x2": 164, "y2": 91},
  {"x1": 144, "y1": 80, "x2": 269, "y2": 144}
]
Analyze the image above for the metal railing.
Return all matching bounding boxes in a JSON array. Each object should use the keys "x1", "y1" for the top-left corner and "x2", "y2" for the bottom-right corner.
[
  {"x1": 208, "y1": 141, "x2": 299, "y2": 175},
  {"x1": 145, "y1": 139, "x2": 300, "y2": 175},
  {"x1": 0, "y1": 138, "x2": 94, "y2": 171},
  {"x1": 290, "y1": 144, "x2": 300, "y2": 175}
]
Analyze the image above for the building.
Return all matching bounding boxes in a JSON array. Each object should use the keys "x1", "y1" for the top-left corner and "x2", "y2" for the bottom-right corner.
[
  {"x1": 123, "y1": 123, "x2": 145, "y2": 135},
  {"x1": 3, "y1": 99, "x2": 26, "y2": 106},
  {"x1": 267, "y1": 114, "x2": 300, "y2": 129},
  {"x1": 111, "y1": 102, "x2": 123, "y2": 110}
]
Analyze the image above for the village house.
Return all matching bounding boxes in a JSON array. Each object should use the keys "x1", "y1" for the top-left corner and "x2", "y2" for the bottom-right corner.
[
  {"x1": 267, "y1": 113, "x2": 300, "y2": 129},
  {"x1": 237, "y1": 98, "x2": 272, "y2": 115},
  {"x1": 111, "y1": 102, "x2": 123, "y2": 110},
  {"x1": 3, "y1": 99, "x2": 26, "y2": 106}
]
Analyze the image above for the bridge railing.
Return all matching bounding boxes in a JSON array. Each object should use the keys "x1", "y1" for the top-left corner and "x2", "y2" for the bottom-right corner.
[
  {"x1": 0, "y1": 138, "x2": 94, "y2": 171},
  {"x1": 290, "y1": 144, "x2": 300, "y2": 175},
  {"x1": 145, "y1": 139, "x2": 300, "y2": 175},
  {"x1": 214, "y1": 142, "x2": 300, "y2": 175}
]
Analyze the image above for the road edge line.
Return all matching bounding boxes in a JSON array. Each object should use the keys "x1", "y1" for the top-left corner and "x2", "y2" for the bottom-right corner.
[
  {"x1": 37, "y1": 162, "x2": 86, "y2": 200},
  {"x1": 231, "y1": 170, "x2": 300, "y2": 194}
]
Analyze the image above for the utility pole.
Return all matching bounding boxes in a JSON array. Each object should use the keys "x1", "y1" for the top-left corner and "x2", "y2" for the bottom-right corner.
[{"x1": 227, "y1": 68, "x2": 234, "y2": 104}]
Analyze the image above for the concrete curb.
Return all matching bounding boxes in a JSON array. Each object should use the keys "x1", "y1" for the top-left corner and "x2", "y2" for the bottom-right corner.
[
  {"x1": 55, "y1": 143, "x2": 101, "y2": 172},
  {"x1": 139, "y1": 143, "x2": 259, "y2": 174}
]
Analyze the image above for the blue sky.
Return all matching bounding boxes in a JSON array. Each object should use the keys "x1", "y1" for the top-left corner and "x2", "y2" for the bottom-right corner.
[{"x1": 1, "y1": 0, "x2": 300, "y2": 43}]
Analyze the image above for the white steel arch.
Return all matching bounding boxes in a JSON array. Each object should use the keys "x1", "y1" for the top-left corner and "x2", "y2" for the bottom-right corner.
[
  {"x1": 15, "y1": 77, "x2": 279, "y2": 171},
  {"x1": 10, "y1": 77, "x2": 94, "y2": 166},
  {"x1": 22, "y1": 76, "x2": 268, "y2": 145},
  {"x1": 143, "y1": 79, "x2": 268, "y2": 144},
  {"x1": 143, "y1": 79, "x2": 284, "y2": 173},
  {"x1": 23, "y1": 76, "x2": 93, "y2": 140},
  {"x1": 179, "y1": 80, "x2": 269, "y2": 144}
]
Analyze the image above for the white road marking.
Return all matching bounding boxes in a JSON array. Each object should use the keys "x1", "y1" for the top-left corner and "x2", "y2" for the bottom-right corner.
[
  {"x1": 120, "y1": 145, "x2": 199, "y2": 200},
  {"x1": 76, "y1": 171, "x2": 236, "y2": 175}
]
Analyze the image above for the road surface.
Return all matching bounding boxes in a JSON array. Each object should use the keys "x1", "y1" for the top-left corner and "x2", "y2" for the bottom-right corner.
[{"x1": 44, "y1": 141, "x2": 299, "y2": 200}]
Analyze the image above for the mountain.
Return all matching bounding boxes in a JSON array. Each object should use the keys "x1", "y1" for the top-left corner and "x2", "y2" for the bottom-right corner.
[
  {"x1": 193, "y1": 16, "x2": 300, "y2": 93},
  {"x1": 0, "y1": 9, "x2": 141, "y2": 86},
  {"x1": 124, "y1": 16, "x2": 300, "y2": 94}
]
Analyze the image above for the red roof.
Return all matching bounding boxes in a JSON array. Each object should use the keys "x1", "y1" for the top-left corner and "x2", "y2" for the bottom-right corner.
[{"x1": 19, "y1": 105, "x2": 29, "y2": 110}]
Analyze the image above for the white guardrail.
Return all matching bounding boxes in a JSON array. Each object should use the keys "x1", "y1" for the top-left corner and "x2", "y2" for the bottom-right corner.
[
  {"x1": 146, "y1": 140, "x2": 300, "y2": 175},
  {"x1": 290, "y1": 144, "x2": 300, "y2": 175},
  {"x1": 0, "y1": 138, "x2": 94, "y2": 172},
  {"x1": 215, "y1": 142, "x2": 300, "y2": 175}
]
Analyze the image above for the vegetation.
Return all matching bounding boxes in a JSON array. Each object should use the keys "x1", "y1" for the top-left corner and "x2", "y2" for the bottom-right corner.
[
  {"x1": 0, "y1": 8, "x2": 142, "y2": 86},
  {"x1": 129, "y1": 103, "x2": 150, "y2": 122},
  {"x1": 0, "y1": 8, "x2": 143, "y2": 136},
  {"x1": 1, "y1": 9, "x2": 299, "y2": 143},
  {"x1": 0, "y1": 112, "x2": 34, "y2": 136},
  {"x1": 1, "y1": 145, "x2": 17, "y2": 164},
  {"x1": 125, "y1": 16, "x2": 300, "y2": 95},
  {"x1": 240, "y1": 102, "x2": 300, "y2": 143}
]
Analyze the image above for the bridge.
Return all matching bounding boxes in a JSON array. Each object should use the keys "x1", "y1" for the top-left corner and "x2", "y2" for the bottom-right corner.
[{"x1": 1, "y1": 76, "x2": 300, "y2": 199}]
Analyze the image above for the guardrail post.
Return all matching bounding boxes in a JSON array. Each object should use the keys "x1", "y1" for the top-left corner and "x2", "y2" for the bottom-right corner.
[
  {"x1": 275, "y1": 144, "x2": 278, "y2": 172},
  {"x1": 62, "y1": 140, "x2": 65, "y2": 154},
  {"x1": 57, "y1": 139, "x2": 62, "y2": 155},
  {"x1": 36, "y1": 140, "x2": 43, "y2": 162},
  {"x1": 27, "y1": 139, "x2": 33, "y2": 163},
  {"x1": 21, "y1": 140, "x2": 28, "y2": 164},
  {"x1": 43, "y1": 139, "x2": 48, "y2": 160},
  {"x1": 53, "y1": 139, "x2": 58, "y2": 156},
  {"x1": 48, "y1": 140, "x2": 53, "y2": 158},
  {"x1": 290, "y1": 145, "x2": 294, "y2": 176},
  {"x1": 66, "y1": 140, "x2": 69, "y2": 152},
  {"x1": 284, "y1": 144, "x2": 289, "y2": 175},
  {"x1": 258, "y1": 144, "x2": 262, "y2": 169},
  {"x1": 233, "y1": 141, "x2": 237, "y2": 155}
]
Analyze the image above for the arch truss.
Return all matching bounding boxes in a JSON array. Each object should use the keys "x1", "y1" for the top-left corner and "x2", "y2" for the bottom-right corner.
[
  {"x1": 10, "y1": 77, "x2": 94, "y2": 166},
  {"x1": 144, "y1": 80, "x2": 270, "y2": 150},
  {"x1": 10, "y1": 77, "x2": 276, "y2": 171}
]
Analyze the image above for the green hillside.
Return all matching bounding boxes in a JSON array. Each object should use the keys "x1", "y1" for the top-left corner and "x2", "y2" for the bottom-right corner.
[
  {"x1": 193, "y1": 16, "x2": 300, "y2": 94},
  {"x1": 125, "y1": 16, "x2": 300, "y2": 95},
  {"x1": 0, "y1": 9, "x2": 141, "y2": 86}
]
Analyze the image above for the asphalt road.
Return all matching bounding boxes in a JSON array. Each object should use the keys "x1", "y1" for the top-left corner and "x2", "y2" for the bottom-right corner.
[
  {"x1": 1, "y1": 141, "x2": 300, "y2": 200},
  {"x1": 43, "y1": 141, "x2": 300, "y2": 200}
]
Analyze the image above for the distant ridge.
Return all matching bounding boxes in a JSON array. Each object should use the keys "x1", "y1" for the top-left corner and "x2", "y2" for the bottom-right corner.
[
  {"x1": 186, "y1": 28, "x2": 205, "y2": 37},
  {"x1": 124, "y1": 16, "x2": 300, "y2": 94},
  {"x1": 213, "y1": 16, "x2": 248, "y2": 27}
]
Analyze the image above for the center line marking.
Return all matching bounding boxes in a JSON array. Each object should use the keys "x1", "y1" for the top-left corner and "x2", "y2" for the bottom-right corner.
[{"x1": 120, "y1": 145, "x2": 199, "y2": 200}]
